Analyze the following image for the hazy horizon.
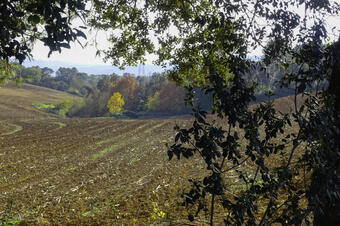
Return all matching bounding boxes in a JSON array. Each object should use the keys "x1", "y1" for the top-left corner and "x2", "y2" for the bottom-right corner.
[{"x1": 22, "y1": 59, "x2": 167, "y2": 76}]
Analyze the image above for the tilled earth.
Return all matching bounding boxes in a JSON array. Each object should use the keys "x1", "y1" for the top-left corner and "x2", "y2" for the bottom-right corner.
[
  {"x1": 0, "y1": 84, "x2": 302, "y2": 225},
  {"x1": 0, "y1": 83, "x2": 211, "y2": 225},
  {"x1": 0, "y1": 117, "x2": 206, "y2": 225}
]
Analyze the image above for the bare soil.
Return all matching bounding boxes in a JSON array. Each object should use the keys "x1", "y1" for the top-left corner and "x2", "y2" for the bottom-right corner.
[
  {"x1": 0, "y1": 83, "x2": 303, "y2": 225},
  {"x1": 0, "y1": 83, "x2": 199, "y2": 225}
]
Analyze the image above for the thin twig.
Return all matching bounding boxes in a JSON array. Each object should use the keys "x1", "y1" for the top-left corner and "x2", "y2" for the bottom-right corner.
[
  {"x1": 210, "y1": 193, "x2": 215, "y2": 226},
  {"x1": 221, "y1": 156, "x2": 250, "y2": 173},
  {"x1": 220, "y1": 123, "x2": 232, "y2": 169},
  {"x1": 259, "y1": 198, "x2": 272, "y2": 226},
  {"x1": 286, "y1": 131, "x2": 301, "y2": 168},
  {"x1": 251, "y1": 166, "x2": 260, "y2": 188}
]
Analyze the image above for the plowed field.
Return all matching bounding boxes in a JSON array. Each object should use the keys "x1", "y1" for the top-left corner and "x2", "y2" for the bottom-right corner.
[
  {"x1": 0, "y1": 83, "x2": 302, "y2": 225},
  {"x1": 0, "y1": 83, "x2": 201, "y2": 225},
  {"x1": 0, "y1": 117, "x2": 200, "y2": 225}
]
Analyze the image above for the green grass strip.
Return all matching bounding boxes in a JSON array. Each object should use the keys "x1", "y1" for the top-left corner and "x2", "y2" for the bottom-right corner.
[
  {"x1": 91, "y1": 144, "x2": 119, "y2": 160},
  {"x1": 54, "y1": 122, "x2": 66, "y2": 129}
]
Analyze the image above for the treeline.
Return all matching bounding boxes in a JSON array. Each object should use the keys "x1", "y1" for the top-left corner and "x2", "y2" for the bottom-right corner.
[
  {"x1": 8, "y1": 61, "x2": 298, "y2": 118},
  {"x1": 13, "y1": 64, "x2": 100, "y2": 96},
  {"x1": 9, "y1": 63, "x2": 209, "y2": 117},
  {"x1": 76, "y1": 73, "x2": 195, "y2": 117}
]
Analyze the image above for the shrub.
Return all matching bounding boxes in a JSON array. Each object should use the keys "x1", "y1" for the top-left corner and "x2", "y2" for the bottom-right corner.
[{"x1": 55, "y1": 98, "x2": 73, "y2": 117}]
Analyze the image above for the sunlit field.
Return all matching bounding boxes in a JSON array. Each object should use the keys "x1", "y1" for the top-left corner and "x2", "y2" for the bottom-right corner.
[{"x1": 0, "y1": 83, "x2": 303, "y2": 225}]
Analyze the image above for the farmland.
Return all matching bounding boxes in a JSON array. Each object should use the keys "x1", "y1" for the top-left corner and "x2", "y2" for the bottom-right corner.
[
  {"x1": 0, "y1": 83, "x2": 203, "y2": 225},
  {"x1": 0, "y1": 83, "x2": 302, "y2": 225},
  {"x1": 0, "y1": 117, "x2": 193, "y2": 225}
]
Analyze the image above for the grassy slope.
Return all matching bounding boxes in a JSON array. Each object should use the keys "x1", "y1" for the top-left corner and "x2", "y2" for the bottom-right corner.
[{"x1": 0, "y1": 82, "x2": 79, "y2": 121}]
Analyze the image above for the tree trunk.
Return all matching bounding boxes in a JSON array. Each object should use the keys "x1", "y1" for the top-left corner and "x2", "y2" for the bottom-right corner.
[{"x1": 312, "y1": 37, "x2": 340, "y2": 226}]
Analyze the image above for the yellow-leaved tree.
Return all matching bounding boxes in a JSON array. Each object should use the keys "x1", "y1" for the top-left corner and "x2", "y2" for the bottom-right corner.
[{"x1": 107, "y1": 92, "x2": 125, "y2": 114}]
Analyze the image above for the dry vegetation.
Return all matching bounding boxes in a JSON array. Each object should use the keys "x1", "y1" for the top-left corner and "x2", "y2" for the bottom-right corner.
[
  {"x1": 0, "y1": 83, "x2": 79, "y2": 121},
  {"x1": 0, "y1": 83, "x2": 302, "y2": 225}
]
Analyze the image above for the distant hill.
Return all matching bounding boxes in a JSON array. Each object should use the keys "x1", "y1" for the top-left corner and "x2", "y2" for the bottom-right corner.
[
  {"x1": 23, "y1": 60, "x2": 167, "y2": 76},
  {"x1": 0, "y1": 82, "x2": 78, "y2": 120}
]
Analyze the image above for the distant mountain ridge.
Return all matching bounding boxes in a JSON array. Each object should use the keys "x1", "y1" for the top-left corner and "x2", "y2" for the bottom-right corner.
[{"x1": 23, "y1": 60, "x2": 167, "y2": 76}]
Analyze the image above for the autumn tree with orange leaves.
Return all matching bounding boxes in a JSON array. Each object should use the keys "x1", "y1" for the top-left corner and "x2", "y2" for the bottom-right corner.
[{"x1": 112, "y1": 75, "x2": 139, "y2": 110}]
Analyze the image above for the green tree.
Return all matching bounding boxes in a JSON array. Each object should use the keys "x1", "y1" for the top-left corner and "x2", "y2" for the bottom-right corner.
[
  {"x1": 107, "y1": 92, "x2": 125, "y2": 114},
  {"x1": 0, "y1": 60, "x2": 22, "y2": 83},
  {"x1": 56, "y1": 97, "x2": 73, "y2": 117},
  {"x1": 146, "y1": 91, "x2": 160, "y2": 111},
  {"x1": 54, "y1": 67, "x2": 89, "y2": 94},
  {"x1": 41, "y1": 67, "x2": 54, "y2": 77},
  {"x1": 69, "y1": 72, "x2": 88, "y2": 96},
  {"x1": 56, "y1": 67, "x2": 78, "y2": 84},
  {"x1": 40, "y1": 67, "x2": 54, "y2": 83},
  {"x1": 20, "y1": 66, "x2": 42, "y2": 83},
  {"x1": 136, "y1": 73, "x2": 167, "y2": 110},
  {"x1": 0, "y1": 0, "x2": 87, "y2": 65},
  {"x1": 97, "y1": 74, "x2": 119, "y2": 92},
  {"x1": 91, "y1": 0, "x2": 340, "y2": 225}
]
